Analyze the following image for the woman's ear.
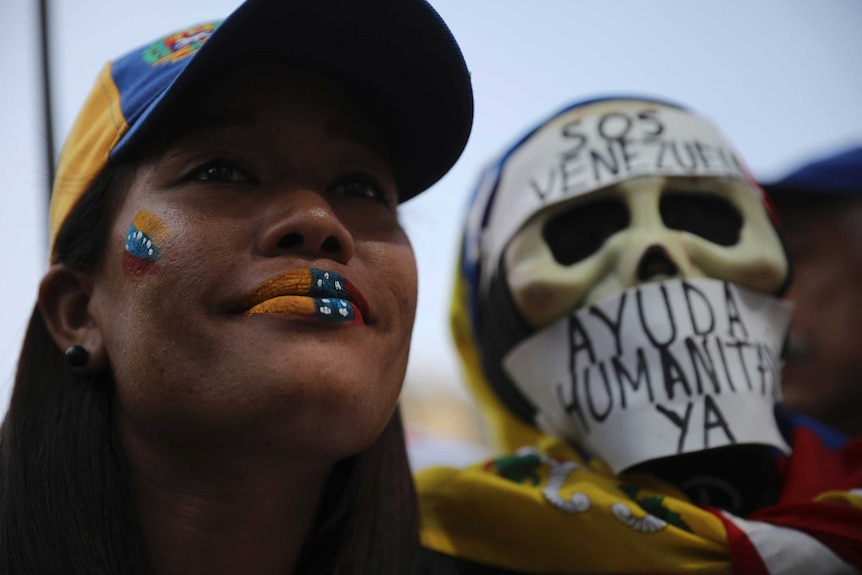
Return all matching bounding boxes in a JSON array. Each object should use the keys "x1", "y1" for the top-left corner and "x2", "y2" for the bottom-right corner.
[{"x1": 37, "y1": 264, "x2": 107, "y2": 373}]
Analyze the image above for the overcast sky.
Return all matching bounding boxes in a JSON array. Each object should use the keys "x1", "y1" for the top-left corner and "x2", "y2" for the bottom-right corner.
[{"x1": 2, "y1": 0, "x2": 861, "y2": 411}]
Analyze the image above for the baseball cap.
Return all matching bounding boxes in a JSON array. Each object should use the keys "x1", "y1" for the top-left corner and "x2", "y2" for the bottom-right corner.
[
  {"x1": 761, "y1": 145, "x2": 862, "y2": 200},
  {"x1": 50, "y1": 0, "x2": 474, "y2": 249}
]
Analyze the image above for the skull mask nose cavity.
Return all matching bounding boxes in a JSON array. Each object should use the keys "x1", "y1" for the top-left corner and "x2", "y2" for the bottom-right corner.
[{"x1": 637, "y1": 244, "x2": 678, "y2": 281}]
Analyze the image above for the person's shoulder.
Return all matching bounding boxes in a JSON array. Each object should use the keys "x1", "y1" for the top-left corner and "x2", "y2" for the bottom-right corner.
[{"x1": 412, "y1": 547, "x2": 537, "y2": 575}]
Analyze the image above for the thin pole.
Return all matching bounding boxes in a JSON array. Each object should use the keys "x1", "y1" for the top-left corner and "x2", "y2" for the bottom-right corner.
[{"x1": 38, "y1": 0, "x2": 56, "y2": 199}]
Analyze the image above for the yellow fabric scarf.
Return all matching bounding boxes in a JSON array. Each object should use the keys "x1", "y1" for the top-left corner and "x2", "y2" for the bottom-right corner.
[{"x1": 419, "y1": 435, "x2": 735, "y2": 573}]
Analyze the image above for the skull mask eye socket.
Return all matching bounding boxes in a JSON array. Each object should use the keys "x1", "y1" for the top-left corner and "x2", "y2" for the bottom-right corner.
[
  {"x1": 660, "y1": 192, "x2": 743, "y2": 246},
  {"x1": 542, "y1": 198, "x2": 630, "y2": 265}
]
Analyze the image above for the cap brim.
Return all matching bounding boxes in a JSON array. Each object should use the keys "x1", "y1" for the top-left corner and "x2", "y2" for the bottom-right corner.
[{"x1": 114, "y1": 0, "x2": 473, "y2": 202}]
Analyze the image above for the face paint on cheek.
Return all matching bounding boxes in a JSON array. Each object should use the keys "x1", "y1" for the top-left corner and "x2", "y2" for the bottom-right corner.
[{"x1": 123, "y1": 210, "x2": 168, "y2": 277}]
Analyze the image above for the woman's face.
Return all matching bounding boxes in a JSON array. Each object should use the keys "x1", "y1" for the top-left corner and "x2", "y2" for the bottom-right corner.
[{"x1": 88, "y1": 66, "x2": 417, "y2": 460}]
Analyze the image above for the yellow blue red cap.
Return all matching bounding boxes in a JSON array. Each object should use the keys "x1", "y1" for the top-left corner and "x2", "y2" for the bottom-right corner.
[{"x1": 50, "y1": 0, "x2": 474, "y2": 252}]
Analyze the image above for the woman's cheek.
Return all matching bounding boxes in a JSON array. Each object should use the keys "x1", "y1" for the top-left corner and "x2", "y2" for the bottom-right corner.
[{"x1": 123, "y1": 210, "x2": 169, "y2": 278}]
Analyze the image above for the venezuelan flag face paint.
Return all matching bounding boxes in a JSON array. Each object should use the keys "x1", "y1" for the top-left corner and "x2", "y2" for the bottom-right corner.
[
  {"x1": 241, "y1": 269, "x2": 369, "y2": 324},
  {"x1": 123, "y1": 210, "x2": 167, "y2": 277}
]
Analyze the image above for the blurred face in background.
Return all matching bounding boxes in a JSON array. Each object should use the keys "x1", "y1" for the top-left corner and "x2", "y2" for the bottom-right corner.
[{"x1": 776, "y1": 198, "x2": 862, "y2": 436}]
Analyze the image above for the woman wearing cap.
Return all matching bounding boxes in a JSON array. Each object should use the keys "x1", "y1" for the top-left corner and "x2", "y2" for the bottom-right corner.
[{"x1": 0, "y1": 0, "x2": 472, "y2": 573}]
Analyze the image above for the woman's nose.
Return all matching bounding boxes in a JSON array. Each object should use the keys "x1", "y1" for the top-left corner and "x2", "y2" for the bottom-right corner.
[{"x1": 256, "y1": 189, "x2": 355, "y2": 264}]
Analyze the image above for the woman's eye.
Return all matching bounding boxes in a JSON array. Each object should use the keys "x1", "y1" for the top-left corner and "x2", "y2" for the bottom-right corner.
[
  {"x1": 188, "y1": 159, "x2": 254, "y2": 183},
  {"x1": 328, "y1": 174, "x2": 388, "y2": 203}
]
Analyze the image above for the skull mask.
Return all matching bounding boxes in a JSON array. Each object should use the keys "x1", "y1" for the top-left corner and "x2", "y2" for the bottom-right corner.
[
  {"x1": 465, "y1": 97, "x2": 793, "y2": 474},
  {"x1": 505, "y1": 172, "x2": 789, "y2": 328}
]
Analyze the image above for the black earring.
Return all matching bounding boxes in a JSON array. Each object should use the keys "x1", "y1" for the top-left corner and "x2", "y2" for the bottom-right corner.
[{"x1": 65, "y1": 345, "x2": 89, "y2": 367}]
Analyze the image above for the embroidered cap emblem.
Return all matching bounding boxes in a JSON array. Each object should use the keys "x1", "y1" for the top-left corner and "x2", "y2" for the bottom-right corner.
[{"x1": 142, "y1": 22, "x2": 221, "y2": 67}]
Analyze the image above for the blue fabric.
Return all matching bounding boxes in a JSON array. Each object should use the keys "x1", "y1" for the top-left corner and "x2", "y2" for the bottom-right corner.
[
  {"x1": 775, "y1": 405, "x2": 849, "y2": 450},
  {"x1": 765, "y1": 146, "x2": 862, "y2": 198}
]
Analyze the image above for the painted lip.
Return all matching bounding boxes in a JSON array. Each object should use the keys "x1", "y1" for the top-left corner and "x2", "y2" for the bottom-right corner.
[{"x1": 240, "y1": 269, "x2": 370, "y2": 324}]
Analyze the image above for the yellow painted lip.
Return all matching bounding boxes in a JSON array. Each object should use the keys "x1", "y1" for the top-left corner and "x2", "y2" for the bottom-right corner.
[
  {"x1": 242, "y1": 270, "x2": 316, "y2": 309},
  {"x1": 245, "y1": 295, "x2": 318, "y2": 316},
  {"x1": 244, "y1": 294, "x2": 359, "y2": 323}
]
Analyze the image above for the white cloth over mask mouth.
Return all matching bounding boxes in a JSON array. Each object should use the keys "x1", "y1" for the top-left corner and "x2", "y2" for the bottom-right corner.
[{"x1": 503, "y1": 278, "x2": 793, "y2": 473}]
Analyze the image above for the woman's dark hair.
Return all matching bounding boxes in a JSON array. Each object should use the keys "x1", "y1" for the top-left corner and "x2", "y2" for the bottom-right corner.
[{"x1": 0, "y1": 166, "x2": 418, "y2": 573}]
